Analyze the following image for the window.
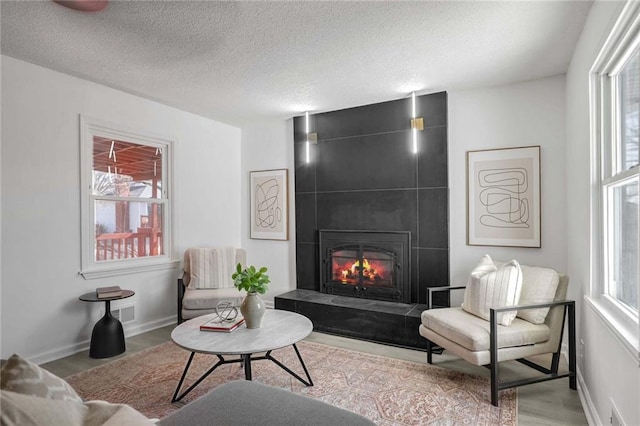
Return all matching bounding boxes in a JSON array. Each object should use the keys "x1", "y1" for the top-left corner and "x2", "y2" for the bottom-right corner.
[
  {"x1": 591, "y1": 1, "x2": 640, "y2": 355},
  {"x1": 80, "y1": 116, "x2": 177, "y2": 278},
  {"x1": 604, "y1": 46, "x2": 639, "y2": 316}
]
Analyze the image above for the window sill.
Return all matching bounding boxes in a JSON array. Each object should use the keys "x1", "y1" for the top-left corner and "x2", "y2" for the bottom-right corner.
[
  {"x1": 585, "y1": 296, "x2": 639, "y2": 365},
  {"x1": 80, "y1": 259, "x2": 180, "y2": 280}
]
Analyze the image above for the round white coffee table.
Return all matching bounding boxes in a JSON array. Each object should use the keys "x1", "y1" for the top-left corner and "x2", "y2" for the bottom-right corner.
[{"x1": 171, "y1": 309, "x2": 313, "y2": 402}]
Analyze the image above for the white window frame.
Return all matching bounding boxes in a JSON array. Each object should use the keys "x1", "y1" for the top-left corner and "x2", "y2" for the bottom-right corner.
[
  {"x1": 589, "y1": 1, "x2": 640, "y2": 361},
  {"x1": 79, "y1": 116, "x2": 178, "y2": 279}
]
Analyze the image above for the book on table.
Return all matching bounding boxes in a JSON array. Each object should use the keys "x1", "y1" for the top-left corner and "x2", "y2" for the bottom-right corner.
[
  {"x1": 96, "y1": 285, "x2": 122, "y2": 298},
  {"x1": 200, "y1": 314, "x2": 245, "y2": 332}
]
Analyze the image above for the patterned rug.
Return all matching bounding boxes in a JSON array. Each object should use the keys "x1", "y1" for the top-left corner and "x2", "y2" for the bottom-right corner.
[{"x1": 66, "y1": 340, "x2": 517, "y2": 425}]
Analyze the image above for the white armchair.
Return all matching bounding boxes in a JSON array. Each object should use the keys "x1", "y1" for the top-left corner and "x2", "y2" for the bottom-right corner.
[
  {"x1": 419, "y1": 261, "x2": 576, "y2": 406},
  {"x1": 177, "y1": 247, "x2": 246, "y2": 323}
]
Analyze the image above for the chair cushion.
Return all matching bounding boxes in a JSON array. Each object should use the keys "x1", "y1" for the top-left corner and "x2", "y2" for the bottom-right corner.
[
  {"x1": 422, "y1": 307, "x2": 550, "y2": 351},
  {"x1": 462, "y1": 255, "x2": 523, "y2": 326},
  {"x1": 188, "y1": 247, "x2": 236, "y2": 289},
  {"x1": 0, "y1": 354, "x2": 82, "y2": 402},
  {"x1": 182, "y1": 287, "x2": 245, "y2": 310},
  {"x1": 517, "y1": 265, "x2": 560, "y2": 324}
]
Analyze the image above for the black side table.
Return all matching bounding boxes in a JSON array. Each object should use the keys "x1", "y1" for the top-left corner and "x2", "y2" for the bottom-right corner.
[{"x1": 79, "y1": 290, "x2": 134, "y2": 359}]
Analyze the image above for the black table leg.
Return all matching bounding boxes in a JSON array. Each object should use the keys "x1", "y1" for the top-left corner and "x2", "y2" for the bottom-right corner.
[
  {"x1": 172, "y1": 352, "x2": 195, "y2": 402},
  {"x1": 172, "y1": 353, "x2": 230, "y2": 403},
  {"x1": 260, "y1": 344, "x2": 313, "y2": 386},
  {"x1": 171, "y1": 344, "x2": 313, "y2": 402},
  {"x1": 243, "y1": 353, "x2": 252, "y2": 380},
  {"x1": 90, "y1": 300, "x2": 125, "y2": 359}
]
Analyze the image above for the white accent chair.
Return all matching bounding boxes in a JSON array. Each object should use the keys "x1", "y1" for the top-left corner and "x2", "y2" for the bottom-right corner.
[
  {"x1": 419, "y1": 265, "x2": 576, "y2": 406},
  {"x1": 177, "y1": 248, "x2": 246, "y2": 323}
]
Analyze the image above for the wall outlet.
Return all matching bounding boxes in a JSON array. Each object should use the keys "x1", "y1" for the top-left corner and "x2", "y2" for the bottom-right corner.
[{"x1": 610, "y1": 398, "x2": 624, "y2": 425}]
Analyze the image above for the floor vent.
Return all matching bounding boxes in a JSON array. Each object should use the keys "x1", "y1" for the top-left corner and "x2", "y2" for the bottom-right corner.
[{"x1": 111, "y1": 304, "x2": 135, "y2": 324}]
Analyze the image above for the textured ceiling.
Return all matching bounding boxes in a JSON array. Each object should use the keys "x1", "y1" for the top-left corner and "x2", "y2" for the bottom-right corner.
[{"x1": 1, "y1": 1, "x2": 592, "y2": 127}]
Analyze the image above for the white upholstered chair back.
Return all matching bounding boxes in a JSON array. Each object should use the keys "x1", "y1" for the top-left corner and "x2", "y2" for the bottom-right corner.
[{"x1": 182, "y1": 248, "x2": 247, "y2": 288}]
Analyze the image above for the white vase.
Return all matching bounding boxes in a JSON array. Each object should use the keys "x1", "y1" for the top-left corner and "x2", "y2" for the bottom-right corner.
[{"x1": 240, "y1": 292, "x2": 265, "y2": 329}]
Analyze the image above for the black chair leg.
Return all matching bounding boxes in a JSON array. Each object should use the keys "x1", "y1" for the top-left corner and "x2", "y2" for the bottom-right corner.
[
  {"x1": 568, "y1": 302, "x2": 577, "y2": 390},
  {"x1": 551, "y1": 351, "x2": 561, "y2": 374},
  {"x1": 177, "y1": 278, "x2": 185, "y2": 324},
  {"x1": 490, "y1": 310, "x2": 499, "y2": 407},
  {"x1": 490, "y1": 364, "x2": 499, "y2": 406},
  {"x1": 426, "y1": 340, "x2": 433, "y2": 364}
]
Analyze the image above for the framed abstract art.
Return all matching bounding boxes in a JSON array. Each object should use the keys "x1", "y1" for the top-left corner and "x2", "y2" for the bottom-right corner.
[
  {"x1": 467, "y1": 146, "x2": 541, "y2": 248},
  {"x1": 250, "y1": 169, "x2": 288, "y2": 240}
]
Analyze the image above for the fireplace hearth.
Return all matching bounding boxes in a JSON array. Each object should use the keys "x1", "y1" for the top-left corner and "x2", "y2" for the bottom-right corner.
[{"x1": 319, "y1": 230, "x2": 411, "y2": 303}]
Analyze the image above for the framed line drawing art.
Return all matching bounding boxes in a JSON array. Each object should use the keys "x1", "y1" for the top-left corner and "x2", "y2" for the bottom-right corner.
[
  {"x1": 467, "y1": 146, "x2": 541, "y2": 248},
  {"x1": 250, "y1": 169, "x2": 288, "y2": 240}
]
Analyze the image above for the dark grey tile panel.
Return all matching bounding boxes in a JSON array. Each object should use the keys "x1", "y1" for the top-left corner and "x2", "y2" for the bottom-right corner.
[
  {"x1": 313, "y1": 97, "x2": 410, "y2": 140},
  {"x1": 294, "y1": 142, "x2": 316, "y2": 193},
  {"x1": 417, "y1": 125, "x2": 448, "y2": 188},
  {"x1": 316, "y1": 132, "x2": 417, "y2": 192},
  {"x1": 273, "y1": 297, "x2": 296, "y2": 312},
  {"x1": 295, "y1": 193, "x2": 316, "y2": 244},
  {"x1": 418, "y1": 188, "x2": 448, "y2": 249},
  {"x1": 417, "y1": 248, "x2": 450, "y2": 305},
  {"x1": 416, "y1": 91, "x2": 448, "y2": 128},
  {"x1": 293, "y1": 115, "x2": 306, "y2": 144},
  {"x1": 317, "y1": 189, "x2": 418, "y2": 237},
  {"x1": 296, "y1": 243, "x2": 319, "y2": 291},
  {"x1": 410, "y1": 248, "x2": 418, "y2": 303}
]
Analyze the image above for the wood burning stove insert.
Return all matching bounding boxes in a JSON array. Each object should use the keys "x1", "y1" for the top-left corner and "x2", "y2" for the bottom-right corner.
[{"x1": 319, "y1": 230, "x2": 411, "y2": 303}]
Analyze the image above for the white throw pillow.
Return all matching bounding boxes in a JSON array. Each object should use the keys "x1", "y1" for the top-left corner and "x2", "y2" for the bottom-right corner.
[
  {"x1": 0, "y1": 390, "x2": 155, "y2": 426},
  {"x1": 462, "y1": 255, "x2": 523, "y2": 326},
  {"x1": 0, "y1": 354, "x2": 82, "y2": 402},
  {"x1": 516, "y1": 265, "x2": 560, "y2": 324}
]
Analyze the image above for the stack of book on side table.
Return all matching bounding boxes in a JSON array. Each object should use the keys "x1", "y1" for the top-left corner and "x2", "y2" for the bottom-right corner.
[
  {"x1": 200, "y1": 314, "x2": 245, "y2": 333},
  {"x1": 96, "y1": 286, "x2": 122, "y2": 299}
]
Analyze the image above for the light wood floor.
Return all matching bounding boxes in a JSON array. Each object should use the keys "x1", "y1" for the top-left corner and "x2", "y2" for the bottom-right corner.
[{"x1": 43, "y1": 325, "x2": 588, "y2": 425}]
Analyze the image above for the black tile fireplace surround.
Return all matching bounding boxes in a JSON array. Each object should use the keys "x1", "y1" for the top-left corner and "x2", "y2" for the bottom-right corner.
[{"x1": 276, "y1": 92, "x2": 449, "y2": 350}]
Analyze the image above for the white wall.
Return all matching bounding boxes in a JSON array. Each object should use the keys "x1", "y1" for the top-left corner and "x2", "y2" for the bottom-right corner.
[
  {"x1": 240, "y1": 120, "x2": 296, "y2": 306},
  {"x1": 448, "y1": 76, "x2": 567, "y2": 284},
  {"x1": 0, "y1": 56, "x2": 242, "y2": 362},
  {"x1": 566, "y1": 2, "x2": 640, "y2": 425}
]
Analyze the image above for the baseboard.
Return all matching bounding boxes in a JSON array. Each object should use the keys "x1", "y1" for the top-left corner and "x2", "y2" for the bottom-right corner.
[
  {"x1": 32, "y1": 315, "x2": 177, "y2": 365},
  {"x1": 123, "y1": 315, "x2": 177, "y2": 339},
  {"x1": 560, "y1": 345, "x2": 598, "y2": 426},
  {"x1": 264, "y1": 300, "x2": 274, "y2": 309},
  {"x1": 577, "y1": 366, "x2": 601, "y2": 426},
  {"x1": 31, "y1": 340, "x2": 92, "y2": 365}
]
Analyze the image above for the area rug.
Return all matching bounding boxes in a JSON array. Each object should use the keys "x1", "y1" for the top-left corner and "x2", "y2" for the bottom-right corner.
[{"x1": 66, "y1": 340, "x2": 517, "y2": 425}]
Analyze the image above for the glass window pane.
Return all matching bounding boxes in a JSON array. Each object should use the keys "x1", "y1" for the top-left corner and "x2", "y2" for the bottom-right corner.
[
  {"x1": 619, "y1": 47, "x2": 640, "y2": 173},
  {"x1": 607, "y1": 177, "x2": 639, "y2": 313},
  {"x1": 92, "y1": 137, "x2": 163, "y2": 198},
  {"x1": 94, "y1": 201, "x2": 164, "y2": 261}
]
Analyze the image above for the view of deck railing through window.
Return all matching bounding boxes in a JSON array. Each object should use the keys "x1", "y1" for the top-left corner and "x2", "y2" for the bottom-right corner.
[{"x1": 92, "y1": 137, "x2": 166, "y2": 262}]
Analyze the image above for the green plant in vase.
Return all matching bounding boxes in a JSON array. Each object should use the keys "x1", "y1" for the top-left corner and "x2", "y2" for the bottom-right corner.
[{"x1": 232, "y1": 263, "x2": 270, "y2": 328}]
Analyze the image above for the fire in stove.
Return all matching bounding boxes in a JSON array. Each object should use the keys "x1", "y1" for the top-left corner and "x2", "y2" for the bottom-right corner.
[
  {"x1": 333, "y1": 257, "x2": 387, "y2": 284},
  {"x1": 320, "y1": 231, "x2": 410, "y2": 302}
]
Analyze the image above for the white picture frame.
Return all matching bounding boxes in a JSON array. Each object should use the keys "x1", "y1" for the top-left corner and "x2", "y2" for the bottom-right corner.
[
  {"x1": 467, "y1": 146, "x2": 541, "y2": 248},
  {"x1": 250, "y1": 169, "x2": 289, "y2": 240}
]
